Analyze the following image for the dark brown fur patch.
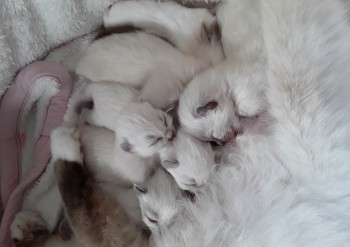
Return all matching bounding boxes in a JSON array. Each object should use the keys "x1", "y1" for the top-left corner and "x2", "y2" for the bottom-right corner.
[{"x1": 95, "y1": 25, "x2": 140, "y2": 40}]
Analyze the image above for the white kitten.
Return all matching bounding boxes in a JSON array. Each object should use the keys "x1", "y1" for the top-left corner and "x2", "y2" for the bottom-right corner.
[
  {"x1": 76, "y1": 32, "x2": 209, "y2": 88},
  {"x1": 103, "y1": 0, "x2": 224, "y2": 65},
  {"x1": 134, "y1": 167, "x2": 188, "y2": 233},
  {"x1": 159, "y1": 129, "x2": 220, "y2": 192},
  {"x1": 116, "y1": 102, "x2": 176, "y2": 158},
  {"x1": 178, "y1": 0, "x2": 267, "y2": 144},
  {"x1": 74, "y1": 82, "x2": 177, "y2": 159}
]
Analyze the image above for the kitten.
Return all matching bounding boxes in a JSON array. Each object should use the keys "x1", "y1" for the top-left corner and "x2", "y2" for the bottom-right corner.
[
  {"x1": 75, "y1": 82, "x2": 177, "y2": 158},
  {"x1": 159, "y1": 129, "x2": 220, "y2": 192},
  {"x1": 178, "y1": 60, "x2": 266, "y2": 145},
  {"x1": 116, "y1": 102, "x2": 176, "y2": 158},
  {"x1": 134, "y1": 167, "x2": 200, "y2": 247},
  {"x1": 76, "y1": 32, "x2": 209, "y2": 88},
  {"x1": 103, "y1": 0, "x2": 224, "y2": 65},
  {"x1": 177, "y1": 0, "x2": 267, "y2": 145}
]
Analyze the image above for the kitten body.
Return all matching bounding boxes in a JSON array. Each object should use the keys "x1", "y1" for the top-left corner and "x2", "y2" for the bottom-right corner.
[
  {"x1": 76, "y1": 32, "x2": 208, "y2": 88},
  {"x1": 103, "y1": 0, "x2": 224, "y2": 65}
]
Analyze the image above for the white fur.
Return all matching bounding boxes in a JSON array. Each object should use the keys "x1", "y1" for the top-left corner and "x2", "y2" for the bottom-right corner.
[
  {"x1": 81, "y1": 125, "x2": 158, "y2": 186},
  {"x1": 116, "y1": 102, "x2": 176, "y2": 158},
  {"x1": 178, "y1": 64, "x2": 242, "y2": 142},
  {"x1": 179, "y1": 0, "x2": 267, "y2": 143},
  {"x1": 76, "y1": 81, "x2": 139, "y2": 131},
  {"x1": 50, "y1": 124, "x2": 82, "y2": 163},
  {"x1": 169, "y1": 0, "x2": 350, "y2": 246},
  {"x1": 76, "y1": 32, "x2": 208, "y2": 87},
  {"x1": 159, "y1": 129, "x2": 218, "y2": 191},
  {"x1": 104, "y1": 0, "x2": 224, "y2": 65}
]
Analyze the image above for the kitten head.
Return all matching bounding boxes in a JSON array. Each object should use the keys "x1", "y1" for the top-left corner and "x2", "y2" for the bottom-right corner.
[
  {"x1": 178, "y1": 67, "x2": 242, "y2": 146},
  {"x1": 116, "y1": 102, "x2": 176, "y2": 157},
  {"x1": 135, "y1": 167, "x2": 190, "y2": 233},
  {"x1": 159, "y1": 130, "x2": 219, "y2": 192}
]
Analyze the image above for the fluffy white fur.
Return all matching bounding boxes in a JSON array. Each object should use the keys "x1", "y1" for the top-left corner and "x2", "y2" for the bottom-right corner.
[
  {"x1": 178, "y1": 0, "x2": 267, "y2": 144},
  {"x1": 159, "y1": 129, "x2": 219, "y2": 191},
  {"x1": 80, "y1": 125, "x2": 158, "y2": 186},
  {"x1": 116, "y1": 102, "x2": 176, "y2": 158},
  {"x1": 104, "y1": 0, "x2": 224, "y2": 65},
  {"x1": 76, "y1": 32, "x2": 208, "y2": 88},
  {"x1": 75, "y1": 81, "x2": 139, "y2": 131},
  {"x1": 170, "y1": 0, "x2": 350, "y2": 246}
]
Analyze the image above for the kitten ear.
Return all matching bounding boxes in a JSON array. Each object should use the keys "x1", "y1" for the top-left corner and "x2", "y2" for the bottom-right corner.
[
  {"x1": 195, "y1": 101, "x2": 218, "y2": 117},
  {"x1": 165, "y1": 101, "x2": 179, "y2": 115},
  {"x1": 201, "y1": 21, "x2": 221, "y2": 43},
  {"x1": 162, "y1": 160, "x2": 179, "y2": 169},
  {"x1": 181, "y1": 190, "x2": 196, "y2": 203},
  {"x1": 120, "y1": 139, "x2": 133, "y2": 153}
]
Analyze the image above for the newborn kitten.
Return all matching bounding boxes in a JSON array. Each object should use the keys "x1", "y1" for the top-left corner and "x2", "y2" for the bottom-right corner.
[
  {"x1": 134, "y1": 167, "x2": 188, "y2": 234},
  {"x1": 159, "y1": 129, "x2": 220, "y2": 192},
  {"x1": 178, "y1": 62, "x2": 266, "y2": 145},
  {"x1": 75, "y1": 82, "x2": 177, "y2": 158},
  {"x1": 116, "y1": 102, "x2": 176, "y2": 158},
  {"x1": 104, "y1": 0, "x2": 224, "y2": 65},
  {"x1": 135, "y1": 167, "x2": 200, "y2": 247},
  {"x1": 80, "y1": 125, "x2": 158, "y2": 186},
  {"x1": 76, "y1": 31, "x2": 209, "y2": 88}
]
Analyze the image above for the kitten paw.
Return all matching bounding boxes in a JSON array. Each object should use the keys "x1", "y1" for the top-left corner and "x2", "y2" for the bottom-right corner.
[
  {"x1": 10, "y1": 210, "x2": 48, "y2": 244},
  {"x1": 51, "y1": 124, "x2": 82, "y2": 162}
]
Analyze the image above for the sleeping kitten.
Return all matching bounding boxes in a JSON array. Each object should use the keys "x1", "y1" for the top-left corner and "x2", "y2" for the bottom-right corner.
[
  {"x1": 177, "y1": 0, "x2": 267, "y2": 145},
  {"x1": 103, "y1": 0, "x2": 224, "y2": 65},
  {"x1": 134, "y1": 167, "x2": 201, "y2": 247},
  {"x1": 76, "y1": 32, "x2": 209, "y2": 88},
  {"x1": 75, "y1": 82, "x2": 177, "y2": 158},
  {"x1": 178, "y1": 60, "x2": 266, "y2": 145},
  {"x1": 116, "y1": 102, "x2": 176, "y2": 158},
  {"x1": 159, "y1": 129, "x2": 220, "y2": 192}
]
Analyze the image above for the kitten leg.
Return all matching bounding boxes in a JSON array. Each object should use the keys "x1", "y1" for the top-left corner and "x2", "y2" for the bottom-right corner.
[
  {"x1": 11, "y1": 211, "x2": 76, "y2": 247},
  {"x1": 10, "y1": 210, "x2": 48, "y2": 244}
]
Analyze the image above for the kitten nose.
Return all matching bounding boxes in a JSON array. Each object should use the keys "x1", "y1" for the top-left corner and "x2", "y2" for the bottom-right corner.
[{"x1": 166, "y1": 130, "x2": 175, "y2": 141}]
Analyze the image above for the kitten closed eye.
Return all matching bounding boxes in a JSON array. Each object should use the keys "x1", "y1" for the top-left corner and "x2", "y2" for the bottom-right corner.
[{"x1": 195, "y1": 101, "x2": 218, "y2": 117}]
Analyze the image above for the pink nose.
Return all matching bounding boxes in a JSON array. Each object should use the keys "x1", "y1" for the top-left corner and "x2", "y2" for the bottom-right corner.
[{"x1": 166, "y1": 130, "x2": 174, "y2": 141}]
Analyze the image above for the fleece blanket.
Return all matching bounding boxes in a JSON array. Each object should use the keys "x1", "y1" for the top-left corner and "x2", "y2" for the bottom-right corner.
[{"x1": 0, "y1": 0, "x2": 217, "y2": 97}]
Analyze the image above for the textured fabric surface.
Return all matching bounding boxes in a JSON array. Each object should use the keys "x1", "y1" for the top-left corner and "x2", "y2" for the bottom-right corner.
[{"x1": 0, "y1": 0, "x2": 117, "y2": 97}]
